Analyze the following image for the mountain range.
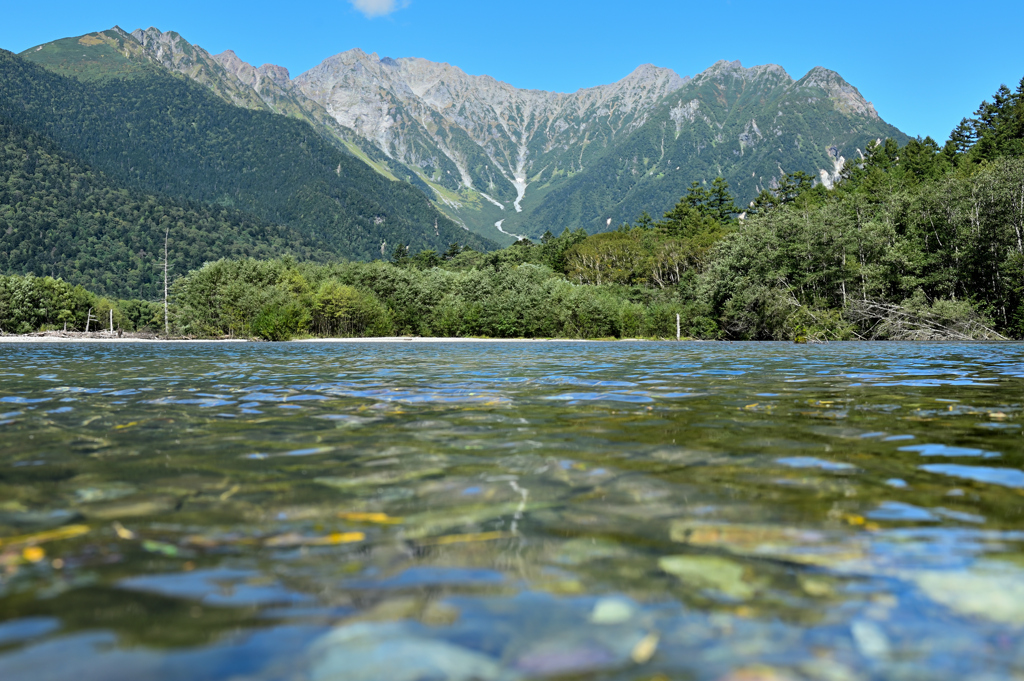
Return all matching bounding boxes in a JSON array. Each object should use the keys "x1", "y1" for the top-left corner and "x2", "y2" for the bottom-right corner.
[
  {"x1": 20, "y1": 27, "x2": 908, "y2": 245},
  {"x1": 0, "y1": 26, "x2": 910, "y2": 298}
]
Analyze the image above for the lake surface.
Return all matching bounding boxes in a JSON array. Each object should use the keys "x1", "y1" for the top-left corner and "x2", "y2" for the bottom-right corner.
[{"x1": 1, "y1": 341, "x2": 1023, "y2": 681}]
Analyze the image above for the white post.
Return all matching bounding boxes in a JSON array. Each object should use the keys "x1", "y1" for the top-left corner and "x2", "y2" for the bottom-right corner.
[
  {"x1": 85, "y1": 308, "x2": 92, "y2": 333},
  {"x1": 109, "y1": 309, "x2": 113, "y2": 333},
  {"x1": 676, "y1": 314, "x2": 681, "y2": 341}
]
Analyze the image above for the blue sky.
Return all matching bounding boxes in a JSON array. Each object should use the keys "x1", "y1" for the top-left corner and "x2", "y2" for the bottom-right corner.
[{"x1": 3, "y1": 0, "x2": 1022, "y2": 142}]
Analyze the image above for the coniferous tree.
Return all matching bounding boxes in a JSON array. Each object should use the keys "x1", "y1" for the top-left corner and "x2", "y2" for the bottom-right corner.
[
  {"x1": 390, "y1": 243, "x2": 410, "y2": 266},
  {"x1": 706, "y1": 177, "x2": 740, "y2": 223}
]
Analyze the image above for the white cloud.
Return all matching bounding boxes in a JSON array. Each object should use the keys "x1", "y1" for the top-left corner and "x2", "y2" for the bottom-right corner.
[{"x1": 349, "y1": 0, "x2": 409, "y2": 18}]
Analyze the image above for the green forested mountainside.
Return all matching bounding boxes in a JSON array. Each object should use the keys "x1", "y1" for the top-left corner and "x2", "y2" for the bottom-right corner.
[
  {"x1": 20, "y1": 30, "x2": 441, "y2": 200},
  {"x1": 18, "y1": 30, "x2": 155, "y2": 82},
  {"x1": 522, "y1": 65, "x2": 909, "y2": 235},
  {"x1": 0, "y1": 118, "x2": 316, "y2": 298},
  {"x1": 5, "y1": 122, "x2": 1022, "y2": 340},
  {"x1": 0, "y1": 49, "x2": 494, "y2": 263}
]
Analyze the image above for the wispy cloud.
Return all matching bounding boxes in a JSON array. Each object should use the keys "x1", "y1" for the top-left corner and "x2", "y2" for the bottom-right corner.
[{"x1": 349, "y1": 0, "x2": 410, "y2": 18}]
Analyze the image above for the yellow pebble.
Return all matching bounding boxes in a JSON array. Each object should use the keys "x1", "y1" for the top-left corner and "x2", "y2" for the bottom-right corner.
[
  {"x1": 112, "y1": 521, "x2": 135, "y2": 540},
  {"x1": 631, "y1": 632, "x2": 659, "y2": 664},
  {"x1": 310, "y1": 531, "x2": 365, "y2": 545},
  {"x1": 418, "y1": 531, "x2": 511, "y2": 546},
  {"x1": 22, "y1": 546, "x2": 45, "y2": 563},
  {"x1": 338, "y1": 512, "x2": 402, "y2": 524}
]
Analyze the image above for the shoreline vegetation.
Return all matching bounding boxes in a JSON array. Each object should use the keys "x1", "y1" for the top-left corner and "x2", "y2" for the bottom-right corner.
[
  {"x1": 2, "y1": 334, "x2": 1018, "y2": 344},
  {"x1": 2, "y1": 78, "x2": 1022, "y2": 343}
]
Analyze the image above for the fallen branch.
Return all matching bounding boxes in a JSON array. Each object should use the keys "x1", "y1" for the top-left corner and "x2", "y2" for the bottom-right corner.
[{"x1": 846, "y1": 298, "x2": 1007, "y2": 341}]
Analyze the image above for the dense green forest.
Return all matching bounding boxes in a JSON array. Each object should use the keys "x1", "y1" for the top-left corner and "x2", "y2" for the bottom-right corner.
[
  {"x1": 0, "y1": 117, "x2": 319, "y2": 298},
  {"x1": 0, "y1": 48, "x2": 493, "y2": 282},
  {"x1": 168, "y1": 237, "x2": 690, "y2": 340},
  {"x1": 695, "y1": 75, "x2": 1024, "y2": 340},
  {"x1": 2, "y1": 74, "x2": 1021, "y2": 340},
  {"x1": 0, "y1": 272, "x2": 162, "y2": 335}
]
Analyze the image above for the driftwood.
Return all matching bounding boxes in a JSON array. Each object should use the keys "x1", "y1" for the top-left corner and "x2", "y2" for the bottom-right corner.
[{"x1": 846, "y1": 298, "x2": 1007, "y2": 341}]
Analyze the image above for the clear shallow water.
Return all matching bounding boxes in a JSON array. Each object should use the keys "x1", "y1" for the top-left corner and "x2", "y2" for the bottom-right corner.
[{"x1": 0, "y1": 341, "x2": 1023, "y2": 680}]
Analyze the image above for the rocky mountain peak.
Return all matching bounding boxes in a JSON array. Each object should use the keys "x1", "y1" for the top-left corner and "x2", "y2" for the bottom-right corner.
[
  {"x1": 211, "y1": 50, "x2": 291, "y2": 92},
  {"x1": 121, "y1": 28, "x2": 272, "y2": 112},
  {"x1": 611, "y1": 63, "x2": 689, "y2": 92},
  {"x1": 289, "y1": 49, "x2": 702, "y2": 211},
  {"x1": 212, "y1": 49, "x2": 252, "y2": 83},
  {"x1": 797, "y1": 66, "x2": 878, "y2": 119},
  {"x1": 129, "y1": 27, "x2": 189, "y2": 54},
  {"x1": 258, "y1": 63, "x2": 291, "y2": 86},
  {"x1": 698, "y1": 59, "x2": 744, "y2": 78},
  {"x1": 694, "y1": 59, "x2": 790, "y2": 85}
]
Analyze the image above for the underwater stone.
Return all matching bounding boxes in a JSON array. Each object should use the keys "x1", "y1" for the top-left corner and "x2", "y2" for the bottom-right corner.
[{"x1": 308, "y1": 621, "x2": 504, "y2": 681}]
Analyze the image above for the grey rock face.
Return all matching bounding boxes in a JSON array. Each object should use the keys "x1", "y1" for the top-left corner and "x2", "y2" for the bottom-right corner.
[
  {"x1": 797, "y1": 66, "x2": 879, "y2": 119},
  {"x1": 292, "y1": 50, "x2": 690, "y2": 205},
  {"x1": 211, "y1": 50, "x2": 291, "y2": 96},
  {"x1": 126, "y1": 28, "x2": 271, "y2": 112}
]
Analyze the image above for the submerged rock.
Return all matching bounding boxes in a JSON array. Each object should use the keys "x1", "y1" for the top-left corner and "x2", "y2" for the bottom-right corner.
[
  {"x1": 590, "y1": 597, "x2": 636, "y2": 624},
  {"x1": 512, "y1": 641, "x2": 619, "y2": 676},
  {"x1": 0, "y1": 508, "x2": 82, "y2": 531},
  {"x1": 670, "y1": 520, "x2": 866, "y2": 568},
  {"x1": 308, "y1": 621, "x2": 505, "y2": 681},
  {"x1": 552, "y1": 537, "x2": 633, "y2": 565},
  {"x1": 659, "y1": 555, "x2": 755, "y2": 599},
  {"x1": 910, "y1": 561, "x2": 1024, "y2": 625},
  {"x1": 73, "y1": 483, "x2": 137, "y2": 504},
  {"x1": 511, "y1": 633, "x2": 654, "y2": 676},
  {"x1": 80, "y1": 497, "x2": 177, "y2": 520},
  {"x1": 506, "y1": 622, "x2": 651, "y2": 677},
  {"x1": 850, "y1": 619, "x2": 890, "y2": 659}
]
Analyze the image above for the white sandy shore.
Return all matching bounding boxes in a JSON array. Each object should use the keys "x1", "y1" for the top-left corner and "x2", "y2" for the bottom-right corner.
[
  {"x1": 0, "y1": 335, "x2": 616, "y2": 344},
  {"x1": 0, "y1": 335, "x2": 249, "y2": 344},
  {"x1": 291, "y1": 337, "x2": 599, "y2": 343}
]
